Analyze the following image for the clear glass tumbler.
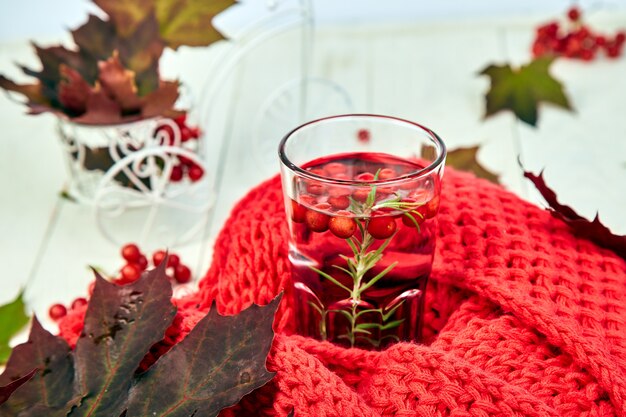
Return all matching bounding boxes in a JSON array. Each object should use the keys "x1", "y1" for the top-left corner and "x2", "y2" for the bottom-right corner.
[{"x1": 279, "y1": 114, "x2": 446, "y2": 349}]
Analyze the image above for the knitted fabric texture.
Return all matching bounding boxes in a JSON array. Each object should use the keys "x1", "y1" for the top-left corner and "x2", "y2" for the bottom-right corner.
[{"x1": 59, "y1": 168, "x2": 626, "y2": 417}]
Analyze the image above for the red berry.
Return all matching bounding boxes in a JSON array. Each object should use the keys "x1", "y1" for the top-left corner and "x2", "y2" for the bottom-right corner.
[
  {"x1": 174, "y1": 114, "x2": 187, "y2": 126},
  {"x1": 356, "y1": 128, "x2": 371, "y2": 143},
  {"x1": 616, "y1": 31, "x2": 626, "y2": 45},
  {"x1": 168, "y1": 253, "x2": 180, "y2": 268},
  {"x1": 290, "y1": 199, "x2": 308, "y2": 223},
  {"x1": 304, "y1": 203, "x2": 331, "y2": 232},
  {"x1": 121, "y1": 263, "x2": 141, "y2": 282},
  {"x1": 121, "y1": 243, "x2": 141, "y2": 263},
  {"x1": 607, "y1": 45, "x2": 620, "y2": 58},
  {"x1": 329, "y1": 212, "x2": 357, "y2": 238},
  {"x1": 49, "y1": 304, "x2": 67, "y2": 321},
  {"x1": 581, "y1": 49, "x2": 594, "y2": 61},
  {"x1": 424, "y1": 195, "x2": 440, "y2": 219},
  {"x1": 352, "y1": 188, "x2": 370, "y2": 202},
  {"x1": 179, "y1": 155, "x2": 194, "y2": 166},
  {"x1": 355, "y1": 172, "x2": 375, "y2": 182},
  {"x1": 402, "y1": 207, "x2": 426, "y2": 228},
  {"x1": 71, "y1": 297, "x2": 88, "y2": 310},
  {"x1": 324, "y1": 162, "x2": 347, "y2": 177},
  {"x1": 567, "y1": 7, "x2": 580, "y2": 22},
  {"x1": 188, "y1": 164, "x2": 204, "y2": 182},
  {"x1": 137, "y1": 254, "x2": 148, "y2": 270},
  {"x1": 153, "y1": 249, "x2": 167, "y2": 267},
  {"x1": 180, "y1": 126, "x2": 193, "y2": 142},
  {"x1": 306, "y1": 183, "x2": 325, "y2": 195},
  {"x1": 174, "y1": 264, "x2": 192, "y2": 283},
  {"x1": 328, "y1": 195, "x2": 350, "y2": 210},
  {"x1": 307, "y1": 168, "x2": 325, "y2": 176},
  {"x1": 170, "y1": 164, "x2": 184, "y2": 182},
  {"x1": 327, "y1": 185, "x2": 350, "y2": 198},
  {"x1": 377, "y1": 168, "x2": 397, "y2": 180},
  {"x1": 189, "y1": 127, "x2": 201, "y2": 139},
  {"x1": 367, "y1": 216, "x2": 397, "y2": 239},
  {"x1": 596, "y1": 35, "x2": 607, "y2": 47}
]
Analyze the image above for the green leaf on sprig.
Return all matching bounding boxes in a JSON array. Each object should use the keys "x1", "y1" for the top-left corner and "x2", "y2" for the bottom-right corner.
[
  {"x1": 0, "y1": 261, "x2": 280, "y2": 416},
  {"x1": 0, "y1": 292, "x2": 30, "y2": 365},
  {"x1": 479, "y1": 57, "x2": 572, "y2": 126}
]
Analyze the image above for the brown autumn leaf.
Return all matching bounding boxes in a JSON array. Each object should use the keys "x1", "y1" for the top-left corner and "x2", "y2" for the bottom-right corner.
[
  {"x1": 422, "y1": 145, "x2": 499, "y2": 184},
  {"x1": 141, "y1": 81, "x2": 184, "y2": 119},
  {"x1": 97, "y1": 53, "x2": 142, "y2": 112},
  {"x1": 523, "y1": 169, "x2": 626, "y2": 260},
  {"x1": 155, "y1": 0, "x2": 235, "y2": 49},
  {"x1": 58, "y1": 65, "x2": 92, "y2": 115},
  {"x1": 71, "y1": 14, "x2": 118, "y2": 65},
  {"x1": 0, "y1": 76, "x2": 47, "y2": 106},
  {"x1": 72, "y1": 86, "x2": 123, "y2": 125}
]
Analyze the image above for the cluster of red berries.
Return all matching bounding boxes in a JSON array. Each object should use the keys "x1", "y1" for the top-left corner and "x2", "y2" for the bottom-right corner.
[
  {"x1": 48, "y1": 297, "x2": 88, "y2": 321},
  {"x1": 154, "y1": 114, "x2": 205, "y2": 183},
  {"x1": 48, "y1": 243, "x2": 193, "y2": 321},
  {"x1": 290, "y1": 164, "x2": 439, "y2": 240},
  {"x1": 532, "y1": 7, "x2": 625, "y2": 60}
]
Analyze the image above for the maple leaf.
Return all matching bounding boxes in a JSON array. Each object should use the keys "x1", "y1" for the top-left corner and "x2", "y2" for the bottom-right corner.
[
  {"x1": 97, "y1": 52, "x2": 142, "y2": 112},
  {"x1": 0, "y1": 262, "x2": 280, "y2": 417},
  {"x1": 524, "y1": 169, "x2": 626, "y2": 259},
  {"x1": 93, "y1": 0, "x2": 155, "y2": 37},
  {"x1": 0, "y1": 292, "x2": 30, "y2": 365},
  {"x1": 479, "y1": 57, "x2": 573, "y2": 126},
  {"x1": 155, "y1": 0, "x2": 235, "y2": 49},
  {"x1": 58, "y1": 65, "x2": 92, "y2": 115},
  {"x1": 422, "y1": 145, "x2": 499, "y2": 184}
]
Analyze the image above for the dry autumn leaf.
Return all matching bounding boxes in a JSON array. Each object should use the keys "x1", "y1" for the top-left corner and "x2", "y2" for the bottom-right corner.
[{"x1": 422, "y1": 145, "x2": 499, "y2": 184}]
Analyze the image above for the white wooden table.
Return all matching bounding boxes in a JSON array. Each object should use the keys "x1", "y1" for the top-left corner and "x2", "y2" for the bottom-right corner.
[{"x1": 1, "y1": 13, "x2": 625, "y2": 334}]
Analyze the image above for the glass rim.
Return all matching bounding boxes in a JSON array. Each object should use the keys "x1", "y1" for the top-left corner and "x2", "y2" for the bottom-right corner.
[{"x1": 278, "y1": 114, "x2": 447, "y2": 186}]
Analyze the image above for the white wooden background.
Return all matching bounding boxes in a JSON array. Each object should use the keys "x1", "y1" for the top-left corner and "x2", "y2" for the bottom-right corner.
[{"x1": 1, "y1": 11, "x2": 625, "y2": 335}]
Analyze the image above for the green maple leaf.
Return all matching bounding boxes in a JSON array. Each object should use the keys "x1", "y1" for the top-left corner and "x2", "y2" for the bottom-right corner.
[
  {"x1": 0, "y1": 292, "x2": 30, "y2": 365},
  {"x1": 479, "y1": 57, "x2": 572, "y2": 126},
  {"x1": 0, "y1": 261, "x2": 279, "y2": 417},
  {"x1": 155, "y1": 0, "x2": 235, "y2": 49}
]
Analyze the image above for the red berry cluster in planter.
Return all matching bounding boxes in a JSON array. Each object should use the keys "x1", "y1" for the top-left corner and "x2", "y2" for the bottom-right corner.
[
  {"x1": 532, "y1": 7, "x2": 625, "y2": 60},
  {"x1": 48, "y1": 243, "x2": 194, "y2": 321},
  {"x1": 154, "y1": 114, "x2": 205, "y2": 183}
]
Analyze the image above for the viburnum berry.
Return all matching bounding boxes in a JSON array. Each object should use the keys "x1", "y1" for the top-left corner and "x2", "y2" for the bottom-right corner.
[
  {"x1": 567, "y1": 6, "x2": 580, "y2": 22},
  {"x1": 168, "y1": 253, "x2": 180, "y2": 268},
  {"x1": 402, "y1": 209, "x2": 426, "y2": 228},
  {"x1": 174, "y1": 264, "x2": 192, "y2": 283},
  {"x1": 328, "y1": 195, "x2": 350, "y2": 210},
  {"x1": 170, "y1": 164, "x2": 184, "y2": 182},
  {"x1": 424, "y1": 195, "x2": 440, "y2": 218},
  {"x1": 324, "y1": 162, "x2": 347, "y2": 177},
  {"x1": 352, "y1": 188, "x2": 370, "y2": 202},
  {"x1": 616, "y1": 31, "x2": 626, "y2": 44},
  {"x1": 152, "y1": 249, "x2": 167, "y2": 267},
  {"x1": 355, "y1": 172, "x2": 375, "y2": 182},
  {"x1": 136, "y1": 254, "x2": 148, "y2": 270},
  {"x1": 188, "y1": 164, "x2": 204, "y2": 182},
  {"x1": 121, "y1": 243, "x2": 141, "y2": 263},
  {"x1": 49, "y1": 304, "x2": 67, "y2": 321},
  {"x1": 367, "y1": 215, "x2": 397, "y2": 239},
  {"x1": 121, "y1": 263, "x2": 142, "y2": 282},
  {"x1": 356, "y1": 128, "x2": 371, "y2": 143},
  {"x1": 71, "y1": 297, "x2": 88, "y2": 310},
  {"x1": 377, "y1": 168, "x2": 397, "y2": 181},
  {"x1": 329, "y1": 211, "x2": 357, "y2": 238},
  {"x1": 290, "y1": 199, "x2": 308, "y2": 223},
  {"x1": 306, "y1": 183, "x2": 325, "y2": 195},
  {"x1": 305, "y1": 203, "x2": 331, "y2": 232}
]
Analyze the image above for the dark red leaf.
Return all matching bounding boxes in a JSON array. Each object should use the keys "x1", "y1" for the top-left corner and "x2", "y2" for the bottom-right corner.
[
  {"x1": 72, "y1": 86, "x2": 123, "y2": 125},
  {"x1": 71, "y1": 14, "x2": 118, "y2": 66},
  {"x1": 0, "y1": 369, "x2": 37, "y2": 406},
  {"x1": 70, "y1": 261, "x2": 176, "y2": 416},
  {"x1": 0, "y1": 318, "x2": 74, "y2": 415},
  {"x1": 524, "y1": 170, "x2": 626, "y2": 259},
  {"x1": 141, "y1": 80, "x2": 182, "y2": 119},
  {"x1": 126, "y1": 295, "x2": 282, "y2": 417},
  {"x1": 58, "y1": 65, "x2": 92, "y2": 115},
  {"x1": 0, "y1": 76, "x2": 47, "y2": 106},
  {"x1": 98, "y1": 52, "x2": 142, "y2": 112}
]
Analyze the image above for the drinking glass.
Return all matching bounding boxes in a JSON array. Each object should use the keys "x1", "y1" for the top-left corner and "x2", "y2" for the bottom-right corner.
[{"x1": 279, "y1": 114, "x2": 446, "y2": 349}]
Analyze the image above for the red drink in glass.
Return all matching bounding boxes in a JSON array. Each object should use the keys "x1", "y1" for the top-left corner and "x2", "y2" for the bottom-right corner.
[{"x1": 279, "y1": 115, "x2": 445, "y2": 349}]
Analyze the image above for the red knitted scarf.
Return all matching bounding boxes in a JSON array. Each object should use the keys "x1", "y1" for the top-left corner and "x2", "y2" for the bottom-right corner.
[{"x1": 59, "y1": 168, "x2": 626, "y2": 416}]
